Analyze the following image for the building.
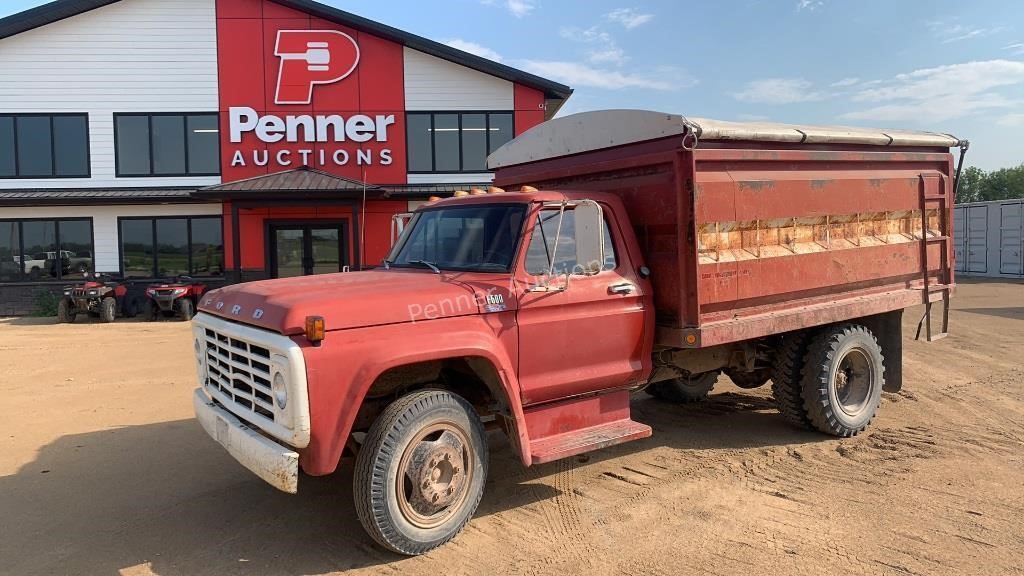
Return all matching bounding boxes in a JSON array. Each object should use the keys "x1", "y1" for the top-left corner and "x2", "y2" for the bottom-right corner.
[
  {"x1": 954, "y1": 199, "x2": 1024, "y2": 278},
  {"x1": 0, "y1": 0, "x2": 571, "y2": 314}
]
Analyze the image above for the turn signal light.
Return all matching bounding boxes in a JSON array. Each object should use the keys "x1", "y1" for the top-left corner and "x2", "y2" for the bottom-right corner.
[
  {"x1": 488, "y1": 186, "x2": 505, "y2": 194},
  {"x1": 520, "y1": 185, "x2": 539, "y2": 193},
  {"x1": 453, "y1": 190, "x2": 469, "y2": 197},
  {"x1": 305, "y1": 315, "x2": 326, "y2": 344}
]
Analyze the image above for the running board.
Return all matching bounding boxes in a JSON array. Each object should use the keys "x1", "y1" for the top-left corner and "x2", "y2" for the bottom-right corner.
[{"x1": 524, "y1": 390, "x2": 652, "y2": 465}]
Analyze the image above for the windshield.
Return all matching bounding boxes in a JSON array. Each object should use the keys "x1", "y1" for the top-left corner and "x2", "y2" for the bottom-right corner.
[{"x1": 388, "y1": 203, "x2": 527, "y2": 272}]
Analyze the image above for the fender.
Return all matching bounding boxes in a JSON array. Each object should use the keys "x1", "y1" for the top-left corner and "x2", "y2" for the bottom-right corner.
[{"x1": 297, "y1": 312, "x2": 531, "y2": 475}]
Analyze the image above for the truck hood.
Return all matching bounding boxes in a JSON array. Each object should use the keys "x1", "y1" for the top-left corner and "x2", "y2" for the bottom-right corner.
[{"x1": 198, "y1": 270, "x2": 515, "y2": 335}]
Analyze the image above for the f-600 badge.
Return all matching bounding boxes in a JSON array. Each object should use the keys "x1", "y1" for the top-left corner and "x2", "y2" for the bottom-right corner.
[{"x1": 484, "y1": 293, "x2": 506, "y2": 313}]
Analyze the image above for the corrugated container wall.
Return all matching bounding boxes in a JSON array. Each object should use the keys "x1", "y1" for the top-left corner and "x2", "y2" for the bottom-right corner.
[{"x1": 954, "y1": 199, "x2": 1024, "y2": 278}]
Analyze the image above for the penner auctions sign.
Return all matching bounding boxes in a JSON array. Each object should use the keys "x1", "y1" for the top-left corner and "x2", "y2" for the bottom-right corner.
[
  {"x1": 227, "y1": 107, "x2": 395, "y2": 168},
  {"x1": 217, "y1": 3, "x2": 408, "y2": 183}
]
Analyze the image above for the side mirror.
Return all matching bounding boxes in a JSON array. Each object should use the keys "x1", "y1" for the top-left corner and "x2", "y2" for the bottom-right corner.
[{"x1": 573, "y1": 201, "x2": 605, "y2": 275}]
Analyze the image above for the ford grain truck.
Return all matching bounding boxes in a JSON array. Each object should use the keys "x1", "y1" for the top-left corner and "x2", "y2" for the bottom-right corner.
[{"x1": 191, "y1": 110, "x2": 964, "y2": 554}]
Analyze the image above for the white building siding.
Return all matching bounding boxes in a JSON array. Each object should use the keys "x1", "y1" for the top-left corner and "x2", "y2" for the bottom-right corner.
[
  {"x1": 0, "y1": 0, "x2": 220, "y2": 189},
  {"x1": 403, "y1": 47, "x2": 514, "y2": 111},
  {"x1": 0, "y1": 203, "x2": 222, "y2": 273}
]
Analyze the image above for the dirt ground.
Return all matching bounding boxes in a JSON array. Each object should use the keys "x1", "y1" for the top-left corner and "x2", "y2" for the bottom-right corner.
[{"x1": 1, "y1": 278, "x2": 1022, "y2": 576}]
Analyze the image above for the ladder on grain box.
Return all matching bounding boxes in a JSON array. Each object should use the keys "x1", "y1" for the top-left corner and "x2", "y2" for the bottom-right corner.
[{"x1": 916, "y1": 173, "x2": 951, "y2": 341}]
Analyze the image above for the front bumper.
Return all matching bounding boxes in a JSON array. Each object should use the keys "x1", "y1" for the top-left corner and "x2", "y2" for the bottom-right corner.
[{"x1": 193, "y1": 388, "x2": 299, "y2": 493}]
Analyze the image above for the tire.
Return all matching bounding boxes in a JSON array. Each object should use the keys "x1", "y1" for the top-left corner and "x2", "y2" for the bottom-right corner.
[
  {"x1": 99, "y1": 296, "x2": 117, "y2": 323},
  {"x1": 57, "y1": 298, "x2": 75, "y2": 323},
  {"x1": 800, "y1": 324, "x2": 884, "y2": 437},
  {"x1": 178, "y1": 298, "x2": 194, "y2": 321},
  {"x1": 122, "y1": 296, "x2": 138, "y2": 318},
  {"x1": 771, "y1": 331, "x2": 814, "y2": 430},
  {"x1": 354, "y1": 390, "x2": 488, "y2": 555},
  {"x1": 645, "y1": 370, "x2": 719, "y2": 403},
  {"x1": 725, "y1": 368, "x2": 771, "y2": 389}
]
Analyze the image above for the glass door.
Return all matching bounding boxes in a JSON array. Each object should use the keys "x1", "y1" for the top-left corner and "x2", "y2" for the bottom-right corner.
[{"x1": 269, "y1": 222, "x2": 348, "y2": 278}]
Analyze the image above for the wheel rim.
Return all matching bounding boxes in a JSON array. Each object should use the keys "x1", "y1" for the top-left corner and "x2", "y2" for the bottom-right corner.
[
  {"x1": 395, "y1": 421, "x2": 474, "y2": 530},
  {"x1": 833, "y1": 348, "x2": 875, "y2": 417}
]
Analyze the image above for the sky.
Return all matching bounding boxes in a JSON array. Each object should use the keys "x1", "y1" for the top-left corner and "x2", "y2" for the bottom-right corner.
[{"x1": 3, "y1": 0, "x2": 1023, "y2": 170}]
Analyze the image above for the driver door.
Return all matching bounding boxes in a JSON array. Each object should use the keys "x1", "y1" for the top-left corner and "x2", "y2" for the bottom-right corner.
[{"x1": 514, "y1": 204, "x2": 647, "y2": 405}]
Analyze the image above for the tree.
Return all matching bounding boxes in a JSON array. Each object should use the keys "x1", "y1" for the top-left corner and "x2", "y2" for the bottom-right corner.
[
  {"x1": 955, "y1": 166, "x2": 986, "y2": 203},
  {"x1": 955, "y1": 164, "x2": 1024, "y2": 204}
]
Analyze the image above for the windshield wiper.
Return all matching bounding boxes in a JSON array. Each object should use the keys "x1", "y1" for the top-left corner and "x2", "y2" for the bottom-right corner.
[
  {"x1": 410, "y1": 260, "x2": 441, "y2": 274},
  {"x1": 382, "y1": 259, "x2": 392, "y2": 270}
]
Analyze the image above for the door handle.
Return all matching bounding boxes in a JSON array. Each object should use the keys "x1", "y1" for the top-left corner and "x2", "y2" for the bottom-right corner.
[{"x1": 608, "y1": 282, "x2": 635, "y2": 295}]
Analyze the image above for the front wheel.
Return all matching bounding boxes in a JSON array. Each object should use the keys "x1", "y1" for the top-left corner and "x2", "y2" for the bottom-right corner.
[
  {"x1": 354, "y1": 390, "x2": 488, "y2": 555},
  {"x1": 178, "y1": 298, "x2": 194, "y2": 321},
  {"x1": 99, "y1": 296, "x2": 117, "y2": 323},
  {"x1": 57, "y1": 298, "x2": 76, "y2": 323},
  {"x1": 800, "y1": 324, "x2": 884, "y2": 437}
]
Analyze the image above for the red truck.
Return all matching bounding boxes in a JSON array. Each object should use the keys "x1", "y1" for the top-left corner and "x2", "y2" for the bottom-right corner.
[{"x1": 191, "y1": 110, "x2": 964, "y2": 555}]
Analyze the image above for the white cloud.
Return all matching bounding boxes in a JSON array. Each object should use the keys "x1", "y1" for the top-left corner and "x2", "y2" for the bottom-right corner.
[
  {"x1": 1006, "y1": 42, "x2": 1024, "y2": 55},
  {"x1": 515, "y1": 60, "x2": 687, "y2": 91},
  {"x1": 840, "y1": 60, "x2": 1024, "y2": 123},
  {"x1": 732, "y1": 78, "x2": 826, "y2": 104},
  {"x1": 926, "y1": 21, "x2": 1006, "y2": 44},
  {"x1": 830, "y1": 77, "x2": 860, "y2": 88},
  {"x1": 560, "y1": 26, "x2": 629, "y2": 66},
  {"x1": 481, "y1": 0, "x2": 535, "y2": 18},
  {"x1": 444, "y1": 39, "x2": 503, "y2": 62},
  {"x1": 997, "y1": 113, "x2": 1024, "y2": 126},
  {"x1": 796, "y1": 0, "x2": 823, "y2": 11},
  {"x1": 606, "y1": 8, "x2": 654, "y2": 30}
]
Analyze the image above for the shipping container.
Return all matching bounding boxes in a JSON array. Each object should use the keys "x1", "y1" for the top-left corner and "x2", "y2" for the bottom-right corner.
[{"x1": 954, "y1": 199, "x2": 1024, "y2": 278}]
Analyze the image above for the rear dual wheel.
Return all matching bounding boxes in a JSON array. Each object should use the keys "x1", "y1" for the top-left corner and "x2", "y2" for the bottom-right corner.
[
  {"x1": 354, "y1": 390, "x2": 488, "y2": 556},
  {"x1": 772, "y1": 324, "x2": 884, "y2": 437}
]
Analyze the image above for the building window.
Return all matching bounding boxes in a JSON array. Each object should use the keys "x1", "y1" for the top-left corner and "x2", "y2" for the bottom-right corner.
[
  {"x1": 119, "y1": 216, "x2": 223, "y2": 278},
  {"x1": 0, "y1": 114, "x2": 90, "y2": 178},
  {"x1": 406, "y1": 112, "x2": 514, "y2": 173},
  {"x1": 0, "y1": 219, "x2": 94, "y2": 282},
  {"x1": 114, "y1": 113, "x2": 220, "y2": 177}
]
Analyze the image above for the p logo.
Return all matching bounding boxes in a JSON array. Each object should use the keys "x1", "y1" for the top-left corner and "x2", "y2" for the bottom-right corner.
[{"x1": 274, "y1": 30, "x2": 360, "y2": 105}]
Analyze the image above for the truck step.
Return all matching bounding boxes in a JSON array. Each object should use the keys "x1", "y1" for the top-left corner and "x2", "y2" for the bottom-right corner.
[{"x1": 530, "y1": 419, "x2": 652, "y2": 464}]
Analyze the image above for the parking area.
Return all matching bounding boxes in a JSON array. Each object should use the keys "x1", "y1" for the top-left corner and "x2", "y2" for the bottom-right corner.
[{"x1": 1, "y1": 278, "x2": 1022, "y2": 576}]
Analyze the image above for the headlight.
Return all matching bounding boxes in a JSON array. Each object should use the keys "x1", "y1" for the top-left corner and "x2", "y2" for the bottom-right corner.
[
  {"x1": 63, "y1": 291, "x2": 71, "y2": 296},
  {"x1": 146, "y1": 288, "x2": 155, "y2": 296},
  {"x1": 272, "y1": 372, "x2": 288, "y2": 409},
  {"x1": 173, "y1": 288, "x2": 187, "y2": 296},
  {"x1": 87, "y1": 289, "x2": 98, "y2": 296}
]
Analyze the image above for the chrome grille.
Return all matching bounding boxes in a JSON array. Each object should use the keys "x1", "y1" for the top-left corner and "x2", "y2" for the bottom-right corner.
[{"x1": 202, "y1": 327, "x2": 276, "y2": 423}]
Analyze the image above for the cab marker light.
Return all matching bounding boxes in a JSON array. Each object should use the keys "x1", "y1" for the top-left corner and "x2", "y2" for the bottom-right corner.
[
  {"x1": 470, "y1": 188, "x2": 487, "y2": 195},
  {"x1": 521, "y1": 185, "x2": 539, "y2": 193},
  {"x1": 488, "y1": 186, "x2": 505, "y2": 194},
  {"x1": 453, "y1": 190, "x2": 469, "y2": 197},
  {"x1": 305, "y1": 315, "x2": 326, "y2": 344}
]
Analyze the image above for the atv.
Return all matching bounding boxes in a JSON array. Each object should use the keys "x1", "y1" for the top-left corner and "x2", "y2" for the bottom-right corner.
[
  {"x1": 145, "y1": 276, "x2": 207, "y2": 321},
  {"x1": 57, "y1": 274, "x2": 138, "y2": 323}
]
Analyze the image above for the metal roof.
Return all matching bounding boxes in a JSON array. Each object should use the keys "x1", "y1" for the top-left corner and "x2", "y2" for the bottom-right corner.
[
  {"x1": 0, "y1": 0, "x2": 572, "y2": 101},
  {"x1": 0, "y1": 187, "x2": 198, "y2": 205},
  {"x1": 197, "y1": 166, "x2": 382, "y2": 193},
  {"x1": 488, "y1": 109, "x2": 965, "y2": 169}
]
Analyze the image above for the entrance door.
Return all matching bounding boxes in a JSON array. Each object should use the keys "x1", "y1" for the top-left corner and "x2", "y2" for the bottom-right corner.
[{"x1": 270, "y1": 222, "x2": 348, "y2": 278}]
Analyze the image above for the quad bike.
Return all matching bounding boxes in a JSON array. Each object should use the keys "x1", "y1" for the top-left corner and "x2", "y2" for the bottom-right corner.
[
  {"x1": 145, "y1": 276, "x2": 207, "y2": 321},
  {"x1": 57, "y1": 274, "x2": 138, "y2": 323}
]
